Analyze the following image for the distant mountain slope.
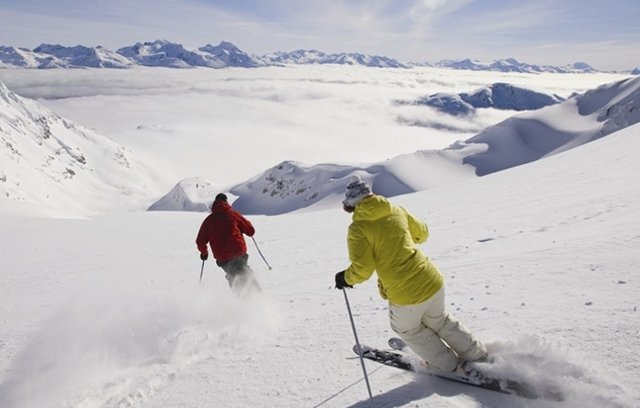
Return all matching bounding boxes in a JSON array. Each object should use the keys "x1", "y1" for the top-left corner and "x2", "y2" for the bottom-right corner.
[
  {"x1": 0, "y1": 46, "x2": 44, "y2": 68},
  {"x1": 0, "y1": 82, "x2": 154, "y2": 215},
  {"x1": 198, "y1": 41, "x2": 267, "y2": 68},
  {"x1": 432, "y1": 58, "x2": 597, "y2": 74},
  {"x1": 460, "y1": 76, "x2": 640, "y2": 175},
  {"x1": 147, "y1": 177, "x2": 221, "y2": 212},
  {"x1": 262, "y1": 49, "x2": 408, "y2": 68},
  {"x1": 412, "y1": 83, "x2": 565, "y2": 116},
  {"x1": 228, "y1": 149, "x2": 478, "y2": 215},
  {"x1": 149, "y1": 147, "x2": 481, "y2": 214},
  {"x1": 0, "y1": 46, "x2": 68, "y2": 69},
  {"x1": 117, "y1": 40, "x2": 243, "y2": 68},
  {"x1": 0, "y1": 44, "x2": 132, "y2": 68},
  {"x1": 34, "y1": 44, "x2": 133, "y2": 68}
]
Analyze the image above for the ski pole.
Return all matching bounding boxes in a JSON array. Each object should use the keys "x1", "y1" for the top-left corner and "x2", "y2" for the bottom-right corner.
[
  {"x1": 199, "y1": 259, "x2": 205, "y2": 283},
  {"x1": 342, "y1": 288, "x2": 374, "y2": 405},
  {"x1": 251, "y1": 236, "x2": 272, "y2": 270}
]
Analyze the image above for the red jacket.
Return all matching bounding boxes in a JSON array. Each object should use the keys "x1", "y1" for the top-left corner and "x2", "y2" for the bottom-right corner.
[{"x1": 196, "y1": 200, "x2": 255, "y2": 262}]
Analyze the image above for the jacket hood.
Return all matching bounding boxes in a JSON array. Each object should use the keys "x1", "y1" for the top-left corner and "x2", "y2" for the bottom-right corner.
[
  {"x1": 353, "y1": 195, "x2": 391, "y2": 221},
  {"x1": 211, "y1": 199, "x2": 231, "y2": 212}
]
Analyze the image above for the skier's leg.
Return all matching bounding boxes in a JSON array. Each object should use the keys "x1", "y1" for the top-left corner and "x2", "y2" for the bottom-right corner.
[
  {"x1": 421, "y1": 287, "x2": 487, "y2": 363},
  {"x1": 389, "y1": 298, "x2": 458, "y2": 371},
  {"x1": 223, "y1": 255, "x2": 261, "y2": 298},
  {"x1": 238, "y1": 257, "x2": 261, "y2": 296}
]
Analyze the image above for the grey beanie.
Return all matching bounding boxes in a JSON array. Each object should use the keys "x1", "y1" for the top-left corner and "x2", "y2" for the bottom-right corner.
[{"x1": 342, "y1": 175, "x2": 372, "y2": 207}]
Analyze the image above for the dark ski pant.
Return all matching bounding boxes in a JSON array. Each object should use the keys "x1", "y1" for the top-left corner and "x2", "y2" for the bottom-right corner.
[{"x1": 217, "y1": 254, "x2": 261, "y2": 298}]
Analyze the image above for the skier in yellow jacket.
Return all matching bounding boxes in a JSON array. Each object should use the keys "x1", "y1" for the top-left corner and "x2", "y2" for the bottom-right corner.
[{"x1": 335, "y1": 175, "x2": 487, "y2": 372}]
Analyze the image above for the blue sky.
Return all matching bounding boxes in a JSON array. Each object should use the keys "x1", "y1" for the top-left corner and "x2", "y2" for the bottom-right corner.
[{"x1": 1, "y1": 0, "x2": 638, "y2": 70}]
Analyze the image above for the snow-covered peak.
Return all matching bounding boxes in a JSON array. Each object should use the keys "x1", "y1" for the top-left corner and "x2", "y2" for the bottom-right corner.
[
  {"x1": 0, "y1": 82, "x2": 154, "y2": 215},
  {"x1": 0, "y1": 44, "x2": 132, "y2": 69},
  {"x1": 262, "y1": 49, "x2": 408, "y2": 68},
  {"x1": 198, "y1": 144, "x2": 479, "y2": 215},
  {"x1": 413, "y1": 83, "x2": 564, "y2": 116},
  {"x1": 116, "y1": 40, "x2": 263, "y2": 68},
  {"x1": 34, "y1": 43, "x2": 132, "y2": 68},
  {"x1": 0, "y1": 46, "x2": 41, "y2": 68},
  {"x1": 198, "y1": 41, "x2": 267, "y2": 67},
  {"x1": 0, "y1": 46, "x2": 69, "y2": 68},
  {"x1": 433, "y1": 58, "x2": 596, "y2": 74},
  {"x1": 116, "y1": 40, "x2": 201, "y2": 68},
  {"x1": 263, "y1": 49, "x2": 327, "y2": 65},
  {"x1": 565, "y1": 61, "x2": 596, "y2": 72},
  {"x1": 147, "y1": 177, "x2": 221, "y2": 212}
]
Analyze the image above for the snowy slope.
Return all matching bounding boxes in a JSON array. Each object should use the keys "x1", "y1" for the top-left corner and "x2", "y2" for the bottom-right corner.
[
  {"x1": 147, "y1": 177, "x2": 222, "y2": 212},
  {"x1": 1, "y1": 122, "x2": 638, "y2": 408},
  {"x1": 0, "y1": 82, "x2": 155, "y2": 215},
  {"x1": 462, "y1": 76, "x2": 640, "y2": 175},
  {"x1": 149, "y1": 147, "x2": 481, "y2": 215},
  {"x1": 228, "y1": 148, "x2": 480, "y2": 215}
]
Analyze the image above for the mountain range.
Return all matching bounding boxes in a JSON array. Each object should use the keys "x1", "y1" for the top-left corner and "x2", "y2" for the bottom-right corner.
[
  {"x1": 1, "y1": 40, "x2": 637, "y2": 74},
  {"x1": 425, "y1": 58, "x2": 601, "y2": 74}
]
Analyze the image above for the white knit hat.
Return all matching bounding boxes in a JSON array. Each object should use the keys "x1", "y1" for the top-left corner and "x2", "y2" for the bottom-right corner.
[{"x1": 342, "y1": 175, "x2": 372, "y2": 208}]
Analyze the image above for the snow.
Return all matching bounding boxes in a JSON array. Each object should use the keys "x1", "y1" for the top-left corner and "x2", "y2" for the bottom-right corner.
[
  {"x1": 462, "y1": 76, "x2": 640, "y2": 175},
  {"x1": 433, "y1": 58, "x2": 598, "y2": 74},
  {"x1": 0, "y1": 82, "x2": 156, "y2": 215},
  {"x1": 147, "y1": 177, "x2": 222, "y2": 212},
  {"x1": 1, "y1": 65, "x2": 639, "y2": 407}
]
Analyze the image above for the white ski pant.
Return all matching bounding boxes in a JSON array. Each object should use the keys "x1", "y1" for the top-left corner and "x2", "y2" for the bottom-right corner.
[{"x1": 389, "y1": 287, "x2": 487, "y2": 372}]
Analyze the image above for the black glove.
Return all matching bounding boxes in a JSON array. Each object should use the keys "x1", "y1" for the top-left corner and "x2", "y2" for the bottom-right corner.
[
  {"x1": 335, "y1": 271, "x2": 352, "y2": 289},
  {"x1": 200, "y1": 252, "x2": 208, "y2": 261}
]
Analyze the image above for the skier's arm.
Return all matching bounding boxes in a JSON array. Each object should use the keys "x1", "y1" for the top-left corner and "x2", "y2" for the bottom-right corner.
[
  {"x1": 404, "y1": 207, "x2": 428, "y2": 244},
  {"x1": 234, "y1": 211, "x2": 255, "y2": 237},
  {"x1": 195, "y1": 219, "x2": 209, "y2": 255},
  {"x1": 344, "y1": 225, "x2": 375, "y2": 285}
]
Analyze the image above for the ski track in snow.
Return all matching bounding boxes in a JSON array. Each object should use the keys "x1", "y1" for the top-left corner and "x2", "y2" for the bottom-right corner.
[{"x1": 0, "y1": 267, "x2": 283, "y2": 408}]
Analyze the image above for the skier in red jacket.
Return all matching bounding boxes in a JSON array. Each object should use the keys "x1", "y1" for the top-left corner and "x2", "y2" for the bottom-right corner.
[{"x1": 196, "y1": 193, "x2": 261, "y2": 297}]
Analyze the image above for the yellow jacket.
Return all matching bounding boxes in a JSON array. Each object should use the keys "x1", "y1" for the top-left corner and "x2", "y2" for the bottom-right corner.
[{"x1": 344, "y1": 195, "x2": 443, "y2": 305}]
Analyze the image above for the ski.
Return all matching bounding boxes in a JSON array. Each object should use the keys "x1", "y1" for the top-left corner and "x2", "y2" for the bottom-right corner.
[
  {"x1": 387, "y1": 337, "x2": 563, "y2": 401},
  {"x1": 353, "y1": 340, "x2": 562, "y2": 400}
]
